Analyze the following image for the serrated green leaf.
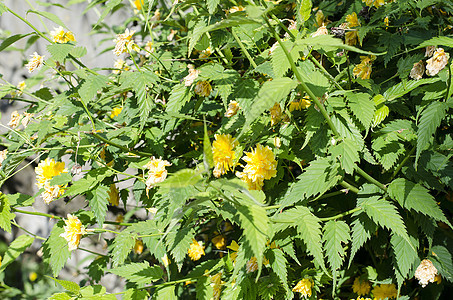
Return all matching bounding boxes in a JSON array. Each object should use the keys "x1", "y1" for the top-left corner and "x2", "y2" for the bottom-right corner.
[
  {"x1": 48, "y1": 293, "x2": 72, "y2": 300},
  {"x1": 329, "y1": 138, "x2": 359, "y2": 174},
  {"x1": 6, "y1": 193, "x2": 34, "y2": 207},
  {"x1": 42, "y1": 222, "x2": 71, "y2": 276},
  {"x1": 166, "y1": 226, "x2": 194, "y2": 271},
  {"x1": 267, "y1": 248, "x2": 289, "y2": 294},
  {"x1": 110, "y1": 261, "x2": 163, "y2": 284},
  {"x1": 0, "y1": 193, "x2": 15, "y2": 233},
  {"x1": 418, "y1": 36, "x2": 453, "y2": 49},
  {"x1": 349, "y1": 213, "x2": 376, "y2": 267},
  {"x1": 416, "y1": 101, "x2": 449, "y2": 166},
  {"x1": 0, "y1": 235, "x2": 34, "y2": 272},
  {"x1": 189, "y1": 17, "x2": 207, "y2": 55},
  {"x1": 158, "y1": 169, "x2": 203, "y2": 188},
  {"x1": 88, "y1": 184, "x2": 109, "y2": 226},
  {"x1": 27, "y1": 10, "x2": 68, "y2": 29},
  {"x1": 70, "y1": 46, "x2": 87, "y2": 58},
  {"x1": 93, "y1": 0, "x2": 121, "y2": 29},
  {"x1": 391, "y1": 233, "x2": 418, "y2": 287},
  {"x1": 65, "y1": 167, "x2": 114, "y2": 196},
  {"x1": 47, "y1": 43, "x2": 74, "y2": 61},
  {"x1": 207, "y1": 0, "x2": 220, "y2": 14},
  {"x1": 51, "y1": 277, "x2": 80, "y2": 294},
  {"x1": 298, "y1": 0, "x2": 312, "y2": 24},
  {"x1": 295, "y1": 34, "x2": 383, "y2": 55},
  {"x1": 154, "y1": 285, "x2": 177, "y2": 300},
  {"x1": 430, "y1": 245, "x2": 453, "y2": 282},
  {"x1": 346, "y1": 92, "x2": 375, "y2": 129},
  {"x1": 383, "y1": 78, "x2": 439, "y2": 101},
  {"x1": 123, "y1": 289, "x2": 150, "y2": 300},
  {"x1": 78, "y1": 74, "x2": 109, "y2": 102},
  {"x1": 112, "y1": 229, "x2": 136, "y2": 267},
  {"x1": 372, "y1": 104, "x2": 389, "y2": 127},
  {"x1": 271, "y1": 40, "x2": 300, "y2": 78},
  {"x1": 388, "y1": 178, "x2": 450, "y2": 226},
  {"x1": 87, "y1": 256, "x2": 109, "y2": 283},
  {"x1": 166, "y1": 84, "x2": 192, "y2": 113},
  {"x1": 0, "y1": 33, "x2": 33, "y2": 52},
  {"x1": 203, "y1": 120, "x2": 214, "y2": 171},
  {"x1": 280, "y1": 157, "x2": 341, "y2": 207}
]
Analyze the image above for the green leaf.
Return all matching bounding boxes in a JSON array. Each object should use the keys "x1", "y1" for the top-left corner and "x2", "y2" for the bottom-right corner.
[
  {"x1": 267, "y1": 248, "x2": 288, "y2": 289},
  {"x1": 158, "y1": 169, "x2": 203, "y2": 188},
  {"x1": 110, "y1": 261, "x2": 163, "y2": 284},
  {"x1": 236, "y1": 203, "x2": 269, "y2": 267},
  {"x1": 346, "y1": 92, "x2": 375, "y2": 129},
  {"x1": 0, "y1": 235, "x2": 34, "y2": 272},
  {"x1": 165, "y1": 226, "x2": 194, "y2": 271},
  {"x1": 48, "y1": 293, "x2": 72, "y2": 300},
  {"x1": 295, "y1": 34, "x2": 383, "y2": 55},
  {"x1": 388, "y1": 178, "x2": 450, "y2": 227},
  {"x1": 390, "y1": 233, "x2": 418, "y2": 287},
  {"x1": 27, "y1": 10, "x2": 68, "y2": 29},
  {"x1": 298, "y1": 0, "x2": 312, "y2": 24},
  {"x1": 165, "y1": 84, "x2": 192, "y2": 113},
  {"x1": 349, "y1": 213, "x2": 376, "y2": 267},
  {"x1": 418, "y1": 36, "x2": 453, "y2": 48},
  {"x1": 46, "y1": 43, "x2": 74, "y2": 61},
  {"x1": 430, "y1": 245, "x2": 453, "y2": 282},
  {"x1": 271, "y1": 40, "x2": 300, "y2": 78},
  {"x1": 70, "y1": 46, "x2": 87, "y2": 58},
  {"x1": 123, "y1": 289, "x2": 150, "y2": 300},
  {"x1": 92, "y1": 0, "x2": 121, "y2": 29},
  {"x1": 189, "y1": 17, "x2": 207, "y2": 55},
  {"x1": 6, "y1": 193, "x2": 34, "y2": 207},
  {"x1": 323, "y1": 220, "x2": 350, "y2": 290},
  {"x1": 203, "y1": 120, "x2": 214, "y2": 171},
  {"x1": 0, "y1": 2, "x2": 7, "y2": 15},
  {"x1": 112, "y1": 229, "x2": 136, "y2": 267},
  {"x1": 207, "y1": 0, "x2": 220, "y2": 14},
  {"x1": 87, "y1": 184, "x2": 109, "y2": 226},
  {"x1": 280, "y1": 157, "x2": 341, "y2": 207},
  {"x1": 383, "y1": 78, "x2": 439, "y2": 102},
  {"x1": 51, "y1": 277, "x2": 80, "y2": 294},
  {"x1": 0, "y1": 33, "x2": 33, "y2": 52},
  {"x1": 78, "y1": 74, "x2": 109, "y2": 102},
  {"x1": 329, "y1": 138, "x2": 359, "y2": 175},
  {"x1": 153, "y1": 285, "x2": 177, "y2": 300},
  {"x1": 65, "y1": 167, "x2": 114, "y2": 196},
  {"x1": 372, "y1": 104, "x2": 389, "y2": 128},
  {"x1": 416, "y1": 101, "x2": 449, "y2": 166},
  {"x1": 0, "y1": 193, "x2": 15, "y2": 233},
  {"x1": 87, "y1": 256, "x2": 108, "y2": 282},
  {"x1": 42, "y1": 222, "x2": 71, "y2": 277}
]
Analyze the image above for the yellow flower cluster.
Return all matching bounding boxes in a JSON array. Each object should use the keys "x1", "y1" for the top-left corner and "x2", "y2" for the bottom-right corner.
[
  {"x1": 292, "y1": 278, "x2": 313, "y2": 299},
  {"x1": 372, "y1": 283, "x2": 397, "y2": 299},
  {"x1": 210, "y1": 272, "x2": 224, "y2": 300},
  {"x1": 362, "y1": 0, "x2": 386, "y2": 8},
  {"x1": 50, "y1": 26, "x2": 76, "y2": 43},
  {"x1": 345, "y1": 12, "x2": 360, "y2": 46},
  {"x1": 112, "y1": 59, "x2": 130, "y2": 74},
  {"x1": 110, "y1": 106, "x2": 123, "y2": 118},
  {"x1": 236, "y1": 144, "x2": 277, "y2": 190},
  {"x1": 188, "y1": 239, "x2": 205, "y2": 261},
  {"x1": 145, "y1": 157, "x2": 171, "y2": 193},
  {"x1": 352, "y1": 277, "x2": 371, "y2": 296},
  {"x1": 212, "y1": 134, "x2": 238, "y2": 178},
  {"x1": 60, "y1": 214, "x2": 87, "y2": 251},
  {"x1": 35, "y1": 158, "x2": 67, "y2": 204},
  {"x1": 7, "y1": 111, "x2": 34, "y2": 128},
  {"x1": 11, "y1": 81, "x2": 26, "y2": 98},
  {"x1": 134, "y1": 240, "x2": 144, "y2": 254},
  {"x1": 353, "y1": 55, "x2": 376, "y2": 80},
  {"x1": 113, "y1": 29, "x2": 136, "y2": 56}
]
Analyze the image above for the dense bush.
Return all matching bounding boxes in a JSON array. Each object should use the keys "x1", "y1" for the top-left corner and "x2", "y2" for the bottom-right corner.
[{"x1": 0, "y1": 0, "x2": 453, "y2": 299}]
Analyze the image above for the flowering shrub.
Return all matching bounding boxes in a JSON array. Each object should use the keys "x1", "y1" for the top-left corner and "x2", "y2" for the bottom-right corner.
[{"x1": 0, "y1": 0, "x2": 453, "y2": 299}]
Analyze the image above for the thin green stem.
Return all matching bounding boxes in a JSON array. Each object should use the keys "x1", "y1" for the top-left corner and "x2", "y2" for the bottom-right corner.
[
  {"x1": 319, "y1": 207, "x2": 361, "y2": 221},
  {"x1": 1, "y1": 97, "x2": 38, "y2": 105},
  {"x1": 231, "y1": 29, "x2": 257, "y2": 69},
  {"x1": 91, "y1": 228, "x2": 120, "y2": 235},
  {"x1": 79, "y1": 98, "x2": 96, "y2": 132},
  {"x1": 309, "y1": 56, "x2": 343, "y2": 90},
  {"x1": 11, "y1": 221, "x2": 46, "y2": 241},
  {"x1": 446, "y1": 61, "x2": 452, "y2": 101},
  {"x1": 390, "y1": 146, "x2": 415, "y2": 181},
  {"x1": 89, "y1": 132, "x2": 154, "y2": 157},
  {"x1": 339, "y1": 181, "x2": 360, "y2": 194},
  {"x1": 12, "y1": 207, "x2": 62, "y2": 220},
  {"x1": 355, "y1": 167, "x2": 388, "y2": 192},
  {"x1": 345, "y1": 51, "x2": 353, "y2": 90}
]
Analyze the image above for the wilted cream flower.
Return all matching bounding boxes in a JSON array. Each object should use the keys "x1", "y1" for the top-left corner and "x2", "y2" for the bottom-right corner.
[
  {"x1": 25, "y1": 52, "x2": 44, "y2": 73},
  {"x1": 229, "y1": 5, "x2": 245, "y2": 14},
  {"x1": 184, "y1": 65, "x2": 200, "y2": 87},
  {"x1": 21, "y1": 112, "x2": 33, "y2": 128},
  {"x1": 225, "y1": 100, "x2": 240, "y2": 117},
  {"x1": 113, "y1": 29, "x2": 136, "y2": 56},
  {"x1": 0, "y1": 149, "x2": 8, "y2": 168},
  {"x1": 150, "y1": 9, "x2": 160, "y2": 23},
  {"x1": 7, "y1": 111, "x2": 20, "y2": 128},
  {"x1": 11, "y1": 81, "x2": 26, "y2": 97},
  {"x1": 415, "y1": 259, "x2": 438, "y2": 287},
  {"x1": 292, "y1": 278, "x2": 313, "y2": 298},
  {"x1": 312, "y1": 25, "x2": 328, "y2": 37},
  {"x1": 50, "y1": 26, "x2": 76, "y2": 43},
  {"x1": 42, "y1": 182, "x2": 64, "y2": 204},
  {"x1": 212, "y1": 134, "x2": 238, "y2": 178},
  {"x1": 352, "y1": 278, "x2": 371, "y2": 296},
  {"x1": 426, "y1": 48, "x2": 450, "y2": 76},
  {"x1": 353, "y1": 55, "x2": 376, "y2": 79},
  {"x1": 60, "y1": 214, "x2": 87, "y2": 251},
  {"x1": 108, "y1": 184, "x2": 119, "y2": 206},
  {"x1": 194, "y1": 81, "x2": 212, "y2": 97},
  {"x1": 246, "y1": 256, "x2": 258, "y2": 273},
  {"x1": 112, "y1": 59, "x2": 129, "y2": 74},
  {"x1": 425, "y1": 46, "x2": 436, "y2": 57},
  {"x1": 188, "y1": 239, "x2": 205, "y2": 261},
  {"x1": 236, "y1": 144, "x2": 277, "y2": 190},
  {"x1": 410, "y1": 60, "x2": 425, "y2": 80},
  {"x1": 145, "y1": 157, "x2": 171, "y2": 192},
  {"x1": 270, "y1": 102, "x2": 282, "y2": 126}
]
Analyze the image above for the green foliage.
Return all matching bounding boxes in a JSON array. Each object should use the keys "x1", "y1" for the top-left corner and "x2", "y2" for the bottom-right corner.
[
  {"x1": 42, "y1": 222, "x2": 71, "y2": 277},
  {"x1": 0, "y1": 235, "x2": 34, "y2": 272},
  {"x1": 109, "y1": 262, "x2": 163, "y2": 285}
]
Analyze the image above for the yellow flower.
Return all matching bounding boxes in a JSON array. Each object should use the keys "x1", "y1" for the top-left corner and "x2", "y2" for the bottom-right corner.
[
  {"x1": 26, "y1": 52, "x2": 44, "y2": 73},
  {"x1": 211, "y1": 272, "x2": 224, "y2": 300},
  {"x1": 0, "y1": 255, "x2": 2, "y2": 267},
  {"x1": 292, "y1": 278, "x2": 313, "y2": 298},
  {"x1": 113, "y1": 29, "x2": 136, "y2": 56},
  {"x1": 112, "y1": 59, "x2": 129, "y2": 74},
  {"x1": 289, "y1": 96, "x2": 311, "y2": 111},
  {"x1": 134, "y1": 239, "x2": 144, "y2": 254},
  {"x1": 346, "y1": 12, "x2": 360, "y2": 27},
  {"x1": 434, "y1": 274, "x2": 442, "y2": 284},
  {"x1": 184, "y1": 64, "x2": 200, "y2": 87},
  {"x1": 29, "y1": 272, "x2": 38, "y2": 282},
  {"x1": 145, "y1": 157, "x2": 171, "y2": 192},
  {"x1": 60, "y1": 214, "x2": 87, "y2": 251},
  {"x1": 351, "y1": 298, "x2": 372, "y2": 300},
  {"x1": 384, "y1": 17, "x2": 389, "y2": 29},
  {"x1": 353, "y1": 55, "x2": 376, "y2": 80},
  {"x1": 352, "y1": 278, "x2": 371, "y2": 296},
  {"x1": 11, "y1": 81, "x2": 26, "y2": 97},
  {"x1": 167, "y1": 29, "x2": 177, "y2": 41},
  {"x1": 0, "y1": 149, "x2": 7, "y2": 168},
  {"x1": 372, "y1": 284, "x2": 397, "y2": 299},
  {"x1": 133, "y1": 0, "x2": 144, "y2": 10},
  {"x1": 199, "y1": 46, "x2": 212, "y2": 59},
  {"x1": 7, "y1": 111, "x2": 20, "y2": 128},
  {"x1": 110, "y1": 107, "x2": 123, "y2": 118},
  {"x1": 426, "y1": 48, "x2": 450, "y2": 76},
  {"x1": 194, "y1": 81, "x2": 212, "y2": 97},
  {"x1": 312, "y1": 25, "x2": 329, "y2": 37},
  {"x1": 42, "y1": 182, "x2": 64, "y2": 204},
  {"x1": 225, "y1": 100, "x2": 240, "y2": 117},
  {"x1": 415, "y1": 259, "x2": 438, "y2": 287},
  {"x1": 345, "y1": 30, "x2": 359, "y2": 46},
  {"x1": 50, "y1": 26, "x2": 76, "y2": 43},
  {"x1": 188, "y1": 239, "x2": 205, "y2": 261},
  {"x1": 108, "y1": 184, "x2": 120, "y2": 206},
  {"x1": 227, "y1": 240, "x2": 239, "y2": 263},
  {"x1": 21, "y1": 112, "x2": 33, "y2": 128},
  {"x1": 270, "y1": 102, "x2": 282, "y2": 126},
  {"x1": 35, "y1": 158, "x2": 67, "y2": 189},
  {"x1": 212, "y1": 134, "x2": 238, "y2": 178},
  {"x1": 363, "y1": 0, "x2": 386, "y2": 8},
  {"x1": 410, "y1": 60, "x2": 425, "y2": 80},
  {"x1": 236, "y1": 144, "x2": 277, "y2": 190},
  {"x1": 162, "y1": 254, "x2": 170, "y2": 267},
  {"x1": 211, "y1": 233, "x2": 226, "y2": 250},
  {"x1": 246, "y1": 256, "x2": 259, "y2": 273},
  {"x1": 229, "y1": 6, "x2": 245, "y2": 14}
]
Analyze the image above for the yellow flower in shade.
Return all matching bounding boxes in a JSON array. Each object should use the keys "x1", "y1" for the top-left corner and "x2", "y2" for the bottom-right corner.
[
  {"x1": 35, "y1": 158, "x2": 67, "y2": 188},
  {"x1": 227, "y1": 240, "x2": 239, "y2": 263},
  {"x1": 211, "y1": 272, "x2": 224, "y2": 300},
  {"x1": 21, "y1": 112, "x2": 33, "y2": 128},
  {"x1": 345, "y1": 30, "x2": 359, "y2": 46},
  {"x1": 312, "y1": 25, "x2": 329, "y2": 37},
  {"x1": 415, "y1": 259, "x2": 438, "y2": 287},
  {"x1": 410, "y1": 61, "x2": 425, "y2": 80},
  {"x1": 110, "y1": 107, "x2": 123, "y2": 118},
  {"x1": 11, "y1": 81, "x2": 26, "y2": 97},
  {"x1": 184, "y1": 64, "x2": 200, "y2": 87},
  {"x1": 133, "y1": 0, "x2": 144, "y2": 10},
  {"x1": 351, "y1": 298, "x2": 372, "y2": 300},
  {"x1": 211, "y1": 233, "x2": 226, "y2": 250},
  {"x1": 236, "y1": 144, "x2": 277, "y2": 190},
  {"x1": 426, "y1": 48, "x2": 450, "y2": 76},
  {"x1": 108, "y1": 184, "x2": 120, "y2": 206},
  {"x1": 26, "y1": 52, "x2": 44, "y2": 73},
  {"x1": 363, "y1": 0, "x2": 385, "y2": 8},
  {"x1": 29, "y1": 272, "x2": 38, "y2": 282},
  {"x1": 225, "y1": 100, "x2": 240, "y2": 117},
  {"x1": 42, "y1": 182, "x2": 64, "y2": 204},
  {"x1": 112, "y1": 59, "x2": 130, "y2": 74},
  {"x1": 434, "y1": 274, "x2": 442, "y2": 284},
  {"x1": 113, "y1": 29, "x2": 136, "y2": 56},
  {"x1": 194, "y1": 81, "x2": 212, "y2": 97},
  {"x1": 292, "y1": 278, "x2": 313, "y2": 298},
  {"x1": 0, "y1": 149, "x2": 7, "y2": 168},
  {"x1": 134, "y1": 239, "x2": 144, "y2": 254},
  {"x1": 246, "y1": 256, "x2": 259, "y2": 273},
  {"x1": 144, "y1": 41, "x2": 155, "y2": 56},
  {"x1": 372, "y1": 284, "x2": 397, "y2": 299},
  {"x1": 212, "y1": 134, "x2": 238, "y2": 178},
  {"x1": 7, "y1": 111, "x2": 20, "y2": 128},
  {"x1": 289, "y1": 96, "x2": 311, "y2": 111},
  {"x1": 199, "y1": 46, "x2": 212, "y2": 59},
  {"x1": 60, "y1": 214, "x2": 87, "y2": 251},
  {"x1": 346, "y1": 12, "x2": 360, "y2": 27},
  {"x1": 145, "y1": 157, "x2": 171, "y2": 192},
  {"x1": 353, "y1": 55, "x2": 376, "y2": 80},
  {"x1": 0, "y1": 256, "x2": 2, "y2": 267},
  {"x1": 50, "y1": 26, "x2": 76, "y2": 43},
  {"x1": 188, "y1": 239, "x2": 205, "y2": 261},
  {"x1": 162, "y1": 254, "x2": 170, "y2": 267},
  {"x1": 229, "y1": 6, "x2": 245, "y2": 14},
  {"x1": 384, "y1": 17, "x2": 389, "y2": 29},
  {"x1": 352, "y1": 278, "x2": 371, "y2": 296},
  {"x1": 270, "y1": 102, "x2": 282, "y2": 126}
]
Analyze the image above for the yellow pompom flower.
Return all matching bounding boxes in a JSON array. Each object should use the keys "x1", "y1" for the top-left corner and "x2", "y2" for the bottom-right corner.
[
  {"x1": 353, "y1": 278, "x2": 371, "y2": 296},
  {"x1": 25, "y1": 52, "x2": 44, "y2": 73},
  {"x1": 50, "y1": 26, "x2": 76, "y2": 43},
  {"x1": 134, "y1": 239, "x2": 144, "y2": 254},
  {"x1": 113, "y1": 28, "x2": 136, "y2": 56},
  {"x1": 29, "y1": 272, "x2": 38, "y2": 282},
  {"x1": 112, "y1": 59, "x2": 130, "y2": 74},
  {"x1": 194, "y1": 81, "x2": 212, "y2": 97},
  {"x1": 35, "y1": 158, "x2": 67, "y2": 189},
  {"x1": 145, "y1": 157, "x2": 171, "y2": 192},
  {"x1": 372, "y1": 283, "x2": 397, "y2": 299},
  {"x1": 60, "y1": 214, "x2": 87, "y2": 251},
  {"x1": 11, "y1": 81, "x2": 26, "y2": 97},
  {"x1": 212, "y1": 134, "x2": 238, "y2": 178},
  {"x1": 188, "y1": 239, "x2": 205, "y2": 261},
  {"x1": 246, "y1": 257, "x2": 259, "y2": 273},
  {"x1": 42, "y1": 182, "x2": 64, "y2": 204},
  {"x1": 7, "y1": 111, "x2": 20, "y2": 128},
  {"x1": 236, "y1": 144, "x2": 277, "y2": 190},
  {"x1": 353, "y1": 55, "x2": 376, "y2": 80},
  {"x1": 108, "y1": 184, "x2": 120, "y2": 206},
  {"x1": 292, "y1": 278, "x2": 313, "y2": 298}
]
